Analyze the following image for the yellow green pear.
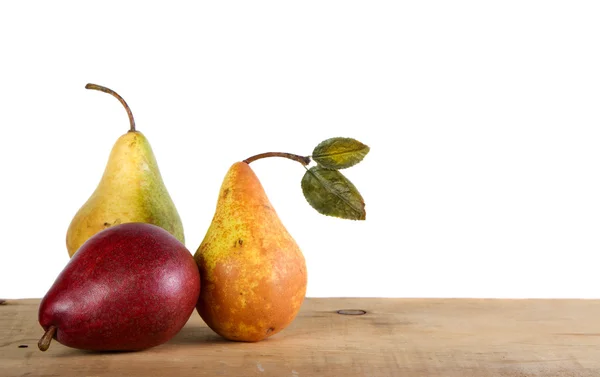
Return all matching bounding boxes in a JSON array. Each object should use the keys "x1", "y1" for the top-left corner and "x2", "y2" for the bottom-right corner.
[
  {"x1": 194, "y1": 162, "x2": 307, "y2": 342},
  {"x1": 66, "y1": 84, "x2": 184, "y2": 257}
]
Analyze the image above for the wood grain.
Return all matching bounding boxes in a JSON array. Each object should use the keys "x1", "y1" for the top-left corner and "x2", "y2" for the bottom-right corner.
[{"x1": 1, "y1": 298, "x2": 600, "y2": 376}]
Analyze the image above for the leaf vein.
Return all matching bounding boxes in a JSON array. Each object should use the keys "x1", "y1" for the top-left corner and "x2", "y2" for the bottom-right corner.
[{"x1": 312, "y1": 148, "x2": 368, "y2": 158}]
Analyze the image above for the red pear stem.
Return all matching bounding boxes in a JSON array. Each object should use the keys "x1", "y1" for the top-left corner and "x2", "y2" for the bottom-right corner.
[
  {"x1": 85, "y1": 83, "x2": 136, "y2": 132},
  {"x1": 243, "y1": 152, "x2": 311, "y2": 166},
  {"x1": 38, "y1": 326, "x2": 57, "y2": 352}
]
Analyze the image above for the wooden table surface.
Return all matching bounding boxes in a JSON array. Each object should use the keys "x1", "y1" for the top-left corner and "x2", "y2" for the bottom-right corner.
[{"x1": 1, "y1": 298, "x2": 599, "y2": 376}]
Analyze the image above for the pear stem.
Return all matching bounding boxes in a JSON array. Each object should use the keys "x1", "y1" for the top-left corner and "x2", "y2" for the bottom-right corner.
[
  {"x1": 38, "y1": 326, "x2": 56, "y2": 352},
  {"x1": 85, "y1": 83, "x2": 136, "y2": 132},
  {"x1": 243, "y1": 152, "x2": 311, "y2": 166}
]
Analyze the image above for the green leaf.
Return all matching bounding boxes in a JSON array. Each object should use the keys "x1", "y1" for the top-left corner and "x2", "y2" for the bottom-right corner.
[
  {"x1": 301, "y1": 166, "x2": 366, "y2": 220},
  {"x1": 312, "y1": 137, "x2": 370, "y2": 170}
]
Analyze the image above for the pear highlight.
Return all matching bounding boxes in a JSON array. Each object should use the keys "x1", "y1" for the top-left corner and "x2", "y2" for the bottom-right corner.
[
  {"x1": 66, "y1": 84, "x2": 184, "y2": 257},
  {"x1": 194, "y1": 162, "x2": 307, "y2": 342}
]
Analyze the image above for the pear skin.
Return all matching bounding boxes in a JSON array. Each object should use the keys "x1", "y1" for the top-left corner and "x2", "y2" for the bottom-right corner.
[
  {"x1": 195, "y1": 162, "x2": 307, "y2": 342},
  {"x1": 67, "y1": 131, "x2": 184, "y2": 257}
]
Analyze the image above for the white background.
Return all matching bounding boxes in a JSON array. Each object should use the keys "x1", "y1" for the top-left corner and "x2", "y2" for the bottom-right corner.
[{"x1": 1, "y1": 1, "x2": 599, "y2": 299}]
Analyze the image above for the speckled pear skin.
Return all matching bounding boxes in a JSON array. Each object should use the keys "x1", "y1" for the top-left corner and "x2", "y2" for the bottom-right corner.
[
  {"x1": 194, "y1": 162, "x2": 307, "y2": 342},
  {"x1": 66, "y1": 131, "x2": 184, "y2": 257},
  {"x1": 40, "y1": 222, "x2": 200, "y2": 351}
]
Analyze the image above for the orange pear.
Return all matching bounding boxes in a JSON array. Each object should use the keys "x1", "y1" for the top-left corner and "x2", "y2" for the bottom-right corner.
[{"x1": 194, "y1": 162, "x2": 307, "y2": 342}]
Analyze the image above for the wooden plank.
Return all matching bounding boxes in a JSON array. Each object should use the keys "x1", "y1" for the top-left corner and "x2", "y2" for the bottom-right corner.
[{"x1": 1, "y1": 298, "x2": 600, "y2": 376}]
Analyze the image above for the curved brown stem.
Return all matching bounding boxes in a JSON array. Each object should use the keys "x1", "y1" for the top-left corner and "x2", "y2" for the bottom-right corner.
[
  {"x1": 243, "y1": 152, "x2": 311, "y2": 166},
  {"x1": 38, "y1": 326, "x2": 57, "y2": 352},
  {"x1": 85, "y1": 83, "x2": 136, "y2": 132}
]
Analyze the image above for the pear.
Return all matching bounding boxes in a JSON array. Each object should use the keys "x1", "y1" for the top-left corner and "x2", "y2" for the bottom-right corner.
[
  {"x1": 39, "y1": 223, "x2": 200, "y2": 351},
  {"x1": 194, "y1": 162, "x2": 307, "y2": 342},
  {"x1": 66, "y1": 84, "x2": 184, "y2": 257}
]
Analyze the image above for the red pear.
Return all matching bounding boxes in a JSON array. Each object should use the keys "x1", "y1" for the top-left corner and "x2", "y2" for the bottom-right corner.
[{"x1": 38, "y1": 222, "x2": 200, "y2": 351}]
